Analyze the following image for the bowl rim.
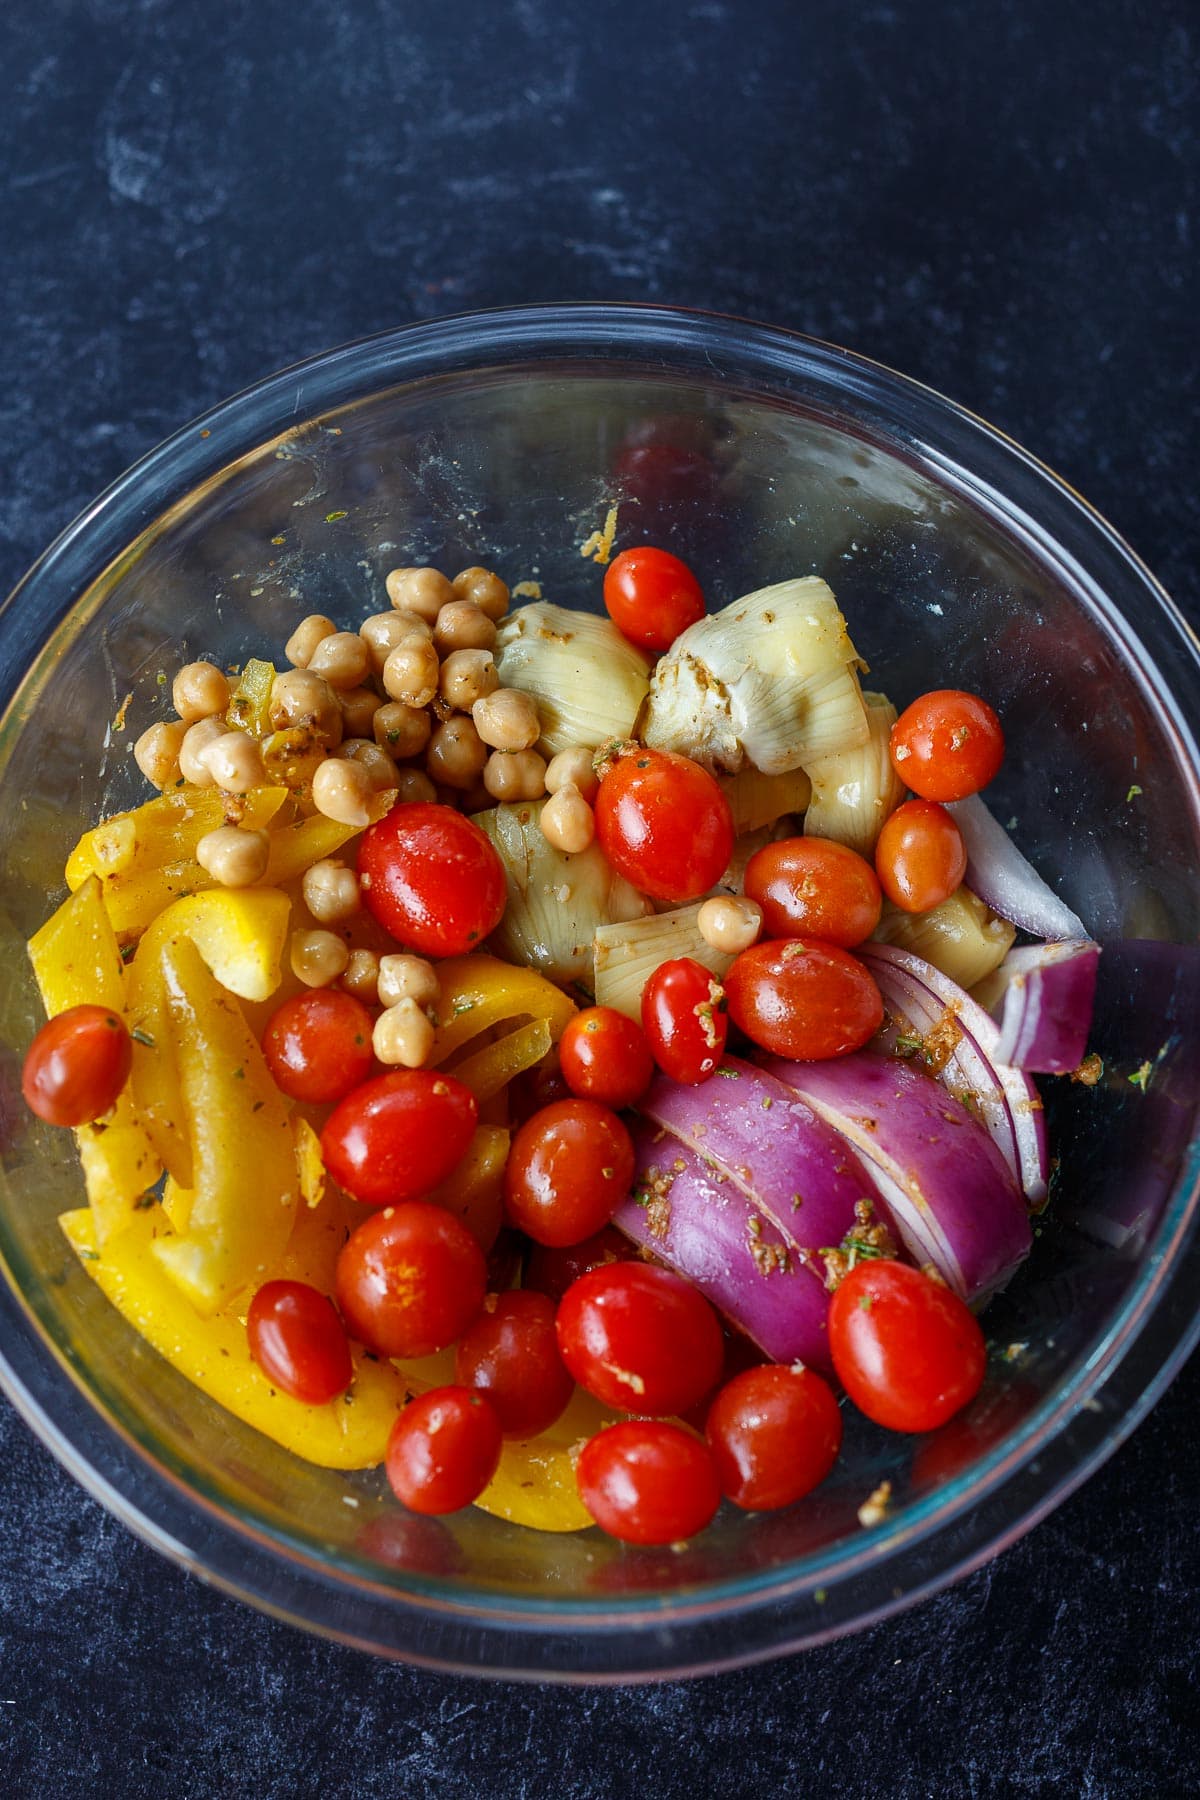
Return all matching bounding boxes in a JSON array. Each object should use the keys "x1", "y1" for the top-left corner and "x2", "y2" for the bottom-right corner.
[{"x1": 2, "y1": 300, "x2": 1199, "y2": 1680}]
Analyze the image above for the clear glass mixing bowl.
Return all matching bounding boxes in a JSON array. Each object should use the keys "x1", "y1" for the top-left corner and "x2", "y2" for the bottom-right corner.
[{"x1": 1, "y1": 305, "x2": 1198, "y2": 1680}]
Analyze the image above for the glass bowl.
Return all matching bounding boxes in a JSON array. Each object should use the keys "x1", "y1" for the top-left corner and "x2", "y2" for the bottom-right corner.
[{"x1": 1, "y1": 304, "x2": 1198, "y2": 1682}]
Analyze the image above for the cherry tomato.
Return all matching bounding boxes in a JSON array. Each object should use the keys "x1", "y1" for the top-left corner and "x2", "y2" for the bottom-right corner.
[
  {"x1": 385, "y1": 1387, "x2": 502, "y2": 1515},
  {"x1": 245, "y1": 1280, "x2": 353, "y2": 1404},
  {"x1": 262, "y1": 989, "x2": 375, "y2": 1104},
  {"x1": 641, "y1": 956, "x2": 728, "y2": 1084},
  {"x1": 358, "y1": 801, "x2": 506, "y2": 957},
  {"x1": 705, "y1": 1364, "x2": 842, "y2": 1510},
  {"x1": 503, "y1": 1098, "x2": 635, "y2": 1247},
  {"x1": 322, "y1": 1069, "x2": 477, "y2": 1208},
  {"x1": 576, "y1": 1421, "x2": 721, "y2": 1544},
  {"x1": 335, "y1": 1201, "x2": 486, "y2": 1358},
  {"x1": 828, "y1": 1260, "x2": 986, "y2": 1433},
  {"x1": 744, "y1": 836, "x2": 882, "y2": 948},
  {"x1": 556, "y1": 1262, "x2": 724, "y2": 1415},
  {"x1": 559, "y1": 1006, "x2": 655, "y2": 1109},
  {"x1": 594, "y1": 746, "x2": 734, "y2": 903},
  {"x1": 21, "y1": 1005, "x2": 132, "y2": 1127},
  {"x1": 455, "y1": 1290, "x2": 574, "y2": 1439},
  {"x1": 603, "y1": 546, "x2": 706, "y2": 652},
  {"x1": 890, "y1": 688, "x2": 1004, "y2": 802},
  {"x1": 874, "y1": 798, "x2": 966, "y2": 913},
  {"x1": 523, "y1": 1223, "x2": 638, "y2": 1304},
  {"x1": 724, "y1": 938, "x2": 883, "y2": 1061}
]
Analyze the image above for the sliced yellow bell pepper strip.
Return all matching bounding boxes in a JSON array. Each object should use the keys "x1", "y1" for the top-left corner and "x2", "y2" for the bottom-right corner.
[
  {"x1": 66, "y1": 786, "x2": 289, "y2": 893},
  {"x1": 447, "y1": 1017, "x2": 552, "y2": 1104},
  {"x1": 432, "y1": 953, "x2": 577, "y2": 1065},
  {"x1": 474, "y1": 1385, "x2": 621, "y2": 1533},
  {"x1": 425, "y1": 1123, "x2": 509, "y2": 1250},
  {"x1": 27, "y1": 876, "x2": 161, "y2": 1246}
]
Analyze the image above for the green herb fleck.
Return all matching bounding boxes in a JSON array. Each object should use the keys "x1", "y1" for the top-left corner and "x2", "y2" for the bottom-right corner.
[
  {"x1": 453, "y1": 998, "x2": 477, "y2": 1016},
  {"x1": 134, "y1": 1191, "x2": 157, "y2": 1211},
  {"x1": 252, "y1": 1100, "x2": 264, "y2": 1113},
  {"x1": 716, "y1": 1067, "x2": 739, "y2": 1080},
  {"x1": 858, "y1": 1294, "x2": 873, "y2": 1311},
  {"x1": 1126, "y1": 784, "x2": 1143, "y2": 802},
  {"x1": 78, "y1": 1248, "x2": 99, "y2": 1263},
  {"x1": 130, "y1": 1027, "x2": 155, "y2": 1048},
  {"x1": 325, "y1": 509, "x2": 348, "y2": 523},
  {"x1": 814, "y1": 1588, "x2": 827, "y2": 1605},
  {"x1": 1129, "y1": 1060, "x2": 1154, "y2": 1091},
  {"x1": 761, "y1": 1096, "x2": 772, "y2": 1110},
  {"x1": 232, "y1": 1066, "x2": 245, "y2": 1081}
]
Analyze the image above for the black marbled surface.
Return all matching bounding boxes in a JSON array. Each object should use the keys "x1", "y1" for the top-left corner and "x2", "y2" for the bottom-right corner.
[{"x1": 1, "y1": 1, "x2": 1197, "y2": 1793}]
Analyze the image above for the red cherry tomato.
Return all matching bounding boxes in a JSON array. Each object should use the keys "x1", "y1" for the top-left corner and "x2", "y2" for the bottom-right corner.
[
  {"x1": 22, "y1": 1005, "x2": 131, "y2": 1127},
  {"x1": 262, "y1": 989, "x2": 375, "y2": 1104},
  {"x1": 245, "y1": 1280, "x2": 353, "y2": 1404},
  {"x1": 602, "y1": 546, "x2": 706, "y2": 652},
  {"x1": 335, "y1": 1201, "x2": 486, "y2": 1358},
  {"x1": 523, "y1": 1223, "x2": 638, "y2": 1304},
  {"x1": 455, "y1": 1290, "x2": 574, "y2": 1439},
  {"x1": 556, "y1": 1262, "x2": 724, "y2": 1415},
  {"x1": 705, "y1": 1364, "x2": 842, "y2": 1510},
  {"x1": 558, "y1": 1006, "x2": 655, "y2": 1110},
  {"x1": 890, "y1": 689, "x2": 1004, "y2": 802},
  {"x1": 321, "y1": 1069, "x2": 477, "y2": 1208},
  {"x1": 744, "y1": 836, "x2": 882, "y2": 948},
  {"x1": 724, "y1": 938, "x2": 883, "y2": 1061},
  {"x1": 358, "y1": 801, "x2": 506, "y2": 957},
  {"x1": 576, "y1": 1421, "x2": 721, "y2": 1544},
  {"x1": 385, "y1": 1387, "x2": 502, "y2": 1515},
  {"x1": 641, "y1": 956, "x2": 728, "y2": 1084},
  {"x1": 503, "y1": 1098, "x2": 635, "y2": 1247},
  {"x1": 828, "y1": 1260, "x2": 986, "y2": 1432},
  {"x1": 874, "y1": 799, "x2": 967, "y2": 913},
  {"x1": 594, "y1": 747, "x2": 734, "y2": 903}
]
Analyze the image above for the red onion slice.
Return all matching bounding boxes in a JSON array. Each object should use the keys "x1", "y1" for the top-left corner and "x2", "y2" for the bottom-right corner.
[
  {"x1": 947, "y1": 794, "x2": 1089, "y2": 942},
  {"x1": 762, "y1": 1052, "x2": 1032, "y2": 1305},
  {"x1": 981, "y1": 941, "x2": 1101, "y2": 1073}
]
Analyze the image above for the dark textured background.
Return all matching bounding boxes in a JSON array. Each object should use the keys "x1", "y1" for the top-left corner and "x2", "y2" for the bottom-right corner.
[{"x1": 1, "y1": 1, "x2": 1198, "y2": 1794}]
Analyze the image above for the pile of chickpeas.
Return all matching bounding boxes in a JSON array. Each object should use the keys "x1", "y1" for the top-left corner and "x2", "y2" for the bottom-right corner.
[{"x1": 131, "y1": 564, "x2": 604, "y2": 1071}]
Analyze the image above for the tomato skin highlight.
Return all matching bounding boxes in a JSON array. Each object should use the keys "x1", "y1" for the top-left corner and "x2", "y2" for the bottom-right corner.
[
  {"x1": 705, "y1": 1364, "x2": 842, "y2": 1510},
  {"x1": 455, "y1": 1290, "x2": 575, "y2": 1439},
  {"x1": 828, "y1": 1260, "x2": 986, "y2": 1433},
  {"x1": 246, "y1": 1279, "x2": 353, "y2": 1405},
  {"x1": 641, "y1": 956, "x2": 728, "y2": 1084},
  {"x1": 22, "y1": 1004, "x2": 132, "y2": 1127},
  {"x1": 262, "y1": 989, "x2": 375, "y2": 1104},
  {"x1": 559, "y1": 1007, "x2": 655, "y2": 1110},
  {"x1": 724, "y1": 938, "x2": 883, "y2": 1061},
  {"x1": 357, "y1": 801, "x2": 507, "y2": 957},
  {"x1": 744, "y1": 836, "x2": 882, "y2": 948},
  {"x1": 523, "y1": 1224, "x2": 638, "y2": 1305},
  {"x1": 594, "y1": 747, "x2": 734, "y2": 903},
  {"x1": 603, "y1": 546, "x2": 706, "y2": 652},
  {"x1": 577, "y1": 1421, "x2": 721, "y2": 1544},
  {"x1": 321, "y1": 1068, "x2": 477, "y2": 1208},
  {"x1": 874, "y1": 798, "x2": 967, "y2": 913},
  {"x1": 385, "y1": 1387, "x2": 503, "y2": 1515},
  {"x1": 335, "y1": 1201, "x2": 487, "y2": 1358},
  {"x1": 556, "y1": 1262, "x2": 725, "y2": 1416},
  {"x1": 890, "y1": 689, "x2": 1004, "y2": 802},
  {"x1": 504, "y1": 1098, "x2": 635, "y2": 1248}
]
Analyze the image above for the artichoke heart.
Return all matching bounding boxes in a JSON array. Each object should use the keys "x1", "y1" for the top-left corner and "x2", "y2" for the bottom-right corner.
[
  {"x1": 804, "y1": 690, "x2": 906, "y2": 857},
  {"x1": 872, "y1": 886, "x2": 1016, "y2": 990},
  {"x1": 495, "y1": 602, "x2": 652, "y2": 755}
]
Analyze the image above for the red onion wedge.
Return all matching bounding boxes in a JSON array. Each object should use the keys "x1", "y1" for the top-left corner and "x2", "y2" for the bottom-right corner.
[
  {"x1": 859, "y1": 943, "x2": 1049, "y2": 1207},
  {"x1": 947, "y1": 794, "x2": 1089, "y2": 942},
  {"x1": 762, "y1": 1052, "x2": 1032, "y2": 1306},
  {"x1": 975, "y1": 941, "x2": 1101, "y2": 1074}
]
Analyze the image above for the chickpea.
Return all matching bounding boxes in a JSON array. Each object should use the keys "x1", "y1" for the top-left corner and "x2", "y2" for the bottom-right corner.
[
  {"x1": 545, "y1": 745, "x2": 599, "y2": 804},
  {"x1": 373, "y1": 998, "x2": 436, "y2": 1069},
  {"x1": 284, "y1": 614, "x2": 337, "y2": 669},
  {"x1": 172, "y1": 660, "x2": 230, "y2": 724},
  {"x1": 307, "y1": 631, "x2": 371, "y2": 691},
  {"x1": 382, "y1": 637, "x2": 440, "y2": 708},
  {"x1": 342, "y1": 738, "x2": 400, "y2": 791},
  {"x1": 377, "y1": 953, "x2": 440, "y2": 1011},
  {"x1": 341, "y1": 948, "x2": 380, "y2": 1004},
  {"x1": 472, "y1": 687, "x2": 541, "y2": 753},
  {"x1": 195, "y1": 825, "x2": 270, "y2": 888},
  {"x1": 311, "y1": 756, "x2": 375, "y2": 828},
  {"x1": 482, "y1": 748, "x2": 547, "y2": 803},
  {"x1": 202, "y1": 730, "x2": 265, "y2": 795},
  {"x1": 386, "y1": 566, "x2": 454, "y2": 623},
  {"x1": 539, "y1": 782, "x2": 595, "y2": 855},
  {"x1": 134, "y1": 720, "x2": 187, "y2": 791},
  {"x1": 291, "y1": 929, "x2": 350, "y2": 988},
  {"x1": 268, "y1": 669, "x2": 343, "y2": 747},
  {"x1": 302, "y1": 858, "x2": 361, "y2": 924},
  {"x1": 360, "y1": 610, "x2": 429, "y2": 675},
  {"x1": 697, "y1": 895, "x2": 763, "y2": 954},
  {"x1": 426, "y1": 716, "x2": 488, "y2": 791},
  {"x1": 451, "y1": 566, "x2": 509, "y2": 622},
  {"x1": 179, "y1": 716, "x2": 226, "y2": 787},
  {"x1": 393, "y1": 767, "x2": 438, "y2": 804},
  {"x1": 262, "y1": 729, "x2": 326, "y2": 790},
  {"x1": 340, "y1": 685, "x2": 382, "y2": 739},
  {"x1": 434, "y1": 600, "x2": 497, "y2": 654},
  {"x1": 439, "y1": 648, "x2": 499, "y2": 712},
  {"x1": 373, "y1": 700, "x2": 432, "y2": 760}
]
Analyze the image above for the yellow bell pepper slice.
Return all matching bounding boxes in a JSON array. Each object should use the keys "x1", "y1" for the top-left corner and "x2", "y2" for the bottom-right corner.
[
  {"x1": 149, "y1": 934, "x2": 297, "y2": 1312},
  {"x1": 425, "y1": 1123, "x2": 508, "y2": 1250},
  {"x1": 432, "y1": 954, "x2": 577, "y2": 1065},
  {"x1": 66, "y1": 785, "x2": 288, "y2": 893},
  {"x1": 474, "y1": 1385, "x2": 621, "y2": 1533},
  {"x1": 263, "y1": 793, "x2": 395, "y2": 885},
  {"x1": 447, "y1": 1017, "x2": 553, "y2": 1104},
  {"x1": 27, "y1": 876, "x2": 161, "y2": 1246}
]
